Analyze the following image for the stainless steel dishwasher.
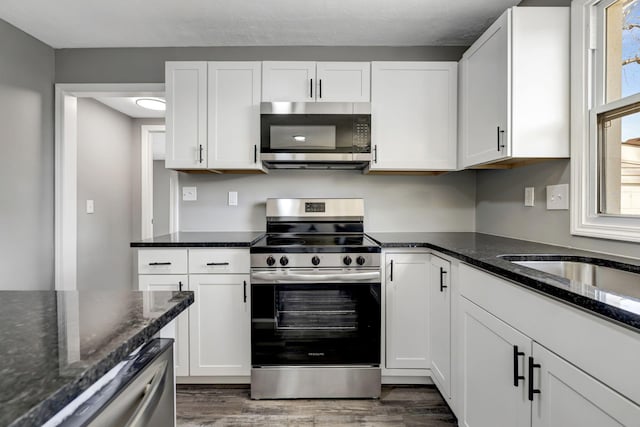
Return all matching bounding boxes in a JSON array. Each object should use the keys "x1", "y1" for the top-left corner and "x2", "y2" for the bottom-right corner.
[{"x1": 60, "y1": 338, "x2": 175, "y2": 427}]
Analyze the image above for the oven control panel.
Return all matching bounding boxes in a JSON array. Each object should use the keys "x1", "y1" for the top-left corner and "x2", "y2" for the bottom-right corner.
[{"x1": 251, "y1": 253, "x2": 380, "y2": 268}]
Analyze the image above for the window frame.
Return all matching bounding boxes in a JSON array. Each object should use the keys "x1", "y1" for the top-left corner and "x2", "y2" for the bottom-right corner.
[{"x1": 571, "y1": 0, "x2": 640, "y2": 242}]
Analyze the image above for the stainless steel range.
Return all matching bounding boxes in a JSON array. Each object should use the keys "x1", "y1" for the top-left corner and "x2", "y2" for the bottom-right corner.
[{"x1": 250, "y1": 198, "x2": 381, "y2": 399}]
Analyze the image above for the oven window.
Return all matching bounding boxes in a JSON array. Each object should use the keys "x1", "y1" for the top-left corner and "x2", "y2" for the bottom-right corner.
[{"x1": 251, "y1": 283, "x2": 381, "y2": 366}]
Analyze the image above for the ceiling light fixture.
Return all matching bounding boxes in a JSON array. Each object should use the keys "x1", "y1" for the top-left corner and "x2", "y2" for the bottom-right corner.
[{"x1": 136, "y1": 98, "x2": 166, "y2": 111}]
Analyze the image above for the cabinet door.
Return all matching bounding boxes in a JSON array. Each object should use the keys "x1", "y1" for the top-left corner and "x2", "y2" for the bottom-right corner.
[
  {"x1": 461, "y1": 297, "x2": 530, "y2": 427},
  {"x1": 385, "y1": 253, "x2": 429, "y2": 369},
  {"x1": 460, "y1": 10, "x2": 510, "y2": 167},
  {"x1": 315, "y1": 62, "x2": 370, "y2": 102},
  {"x1": 429, "y1": 255, "x2": 451, "y2": 399},
  {"x1": 371, "y1": 62, "x2": 457, "y2": 171},
  {"x1": 138, "y1": 275, "x2": 190, "y2": 377},
  {"x1": 207, "y1": 62, "x2": 262, "y2": 170},
  {"x1": 531, "y1": 342, "x2": 640, "y2": 427},
  {"x1": 189, "y1": 274, "x2": 250, "y2": 376},
  {"x1": 262, "y1": 61, "x2": 316, "y2": 102},
  {"x1": 165, "y1": 61, "x2": 208, "y2": 169}
]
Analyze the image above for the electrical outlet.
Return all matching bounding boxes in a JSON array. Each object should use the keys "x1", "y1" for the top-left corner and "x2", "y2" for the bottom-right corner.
[
  {"x1": 86, "y1": 200, "x2": 95, "y2": 214},
  {"x1": 546, "y1": 184, "x2": 569, "y2": 210},
  {"x1": 524, "y1": 187, "x2": 535, "y2": 207},
  {"x1": 182, "y1": 187, "x2": 197, "y2": 201}
]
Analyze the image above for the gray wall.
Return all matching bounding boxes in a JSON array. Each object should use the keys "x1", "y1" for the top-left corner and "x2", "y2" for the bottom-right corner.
[
  {"x1": 54, "y1": 46, "x2": 467, "y2": 83},
  {"x1": 475, "y1": 160, "x2": 640, "y2": 258},
  {"x1": 179, "y1": 170, "x2": 477, "y2": 232},
  {"x1": 76, "y1": 98, "x2": 135, "y2": 290},
  {"x1": 153, "y1": 160, "x2": 171, "y2": 236},
  {"x1": 0, "y1": 19, "x2": 55, "y2": 290}
]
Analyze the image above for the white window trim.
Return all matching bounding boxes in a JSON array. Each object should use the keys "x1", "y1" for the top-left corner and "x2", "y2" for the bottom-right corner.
[{"x1": 571, "y1": 0, "x2": 640, "y2": 242}]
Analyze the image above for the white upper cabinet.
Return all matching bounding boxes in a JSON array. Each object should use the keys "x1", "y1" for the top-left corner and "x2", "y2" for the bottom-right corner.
[
  {"x1": 207, "y1": 62, "x2": 262, "y2": 169},
  {"x1": 370, "y1": 62, "x2": 457, "y2": 171},
  {"x1": 459, "y1": 7, "x2": 570, "y2": 168},
  {"x1": 262, "y1": 61, "x2": 370, "y2": 102},
  {"x1": 262, "y1": 61, "x2": 316, "y2": 102},
  {"x1": 315, "y1": 62, "x2": 370, "y2": 102},
  {"x1": 165, "y1": 61, "x2": 208, "y2": 169},
  {"x1": 165, "y1": 61, "x2": 263, "y2": 172}
]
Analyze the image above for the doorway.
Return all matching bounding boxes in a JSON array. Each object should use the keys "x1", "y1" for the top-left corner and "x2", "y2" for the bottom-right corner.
[{"x1": 55, "y1": 83, "x2": 176, "y2": 291}]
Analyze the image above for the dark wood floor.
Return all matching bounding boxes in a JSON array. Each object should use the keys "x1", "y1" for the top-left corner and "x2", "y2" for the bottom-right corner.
[{"x1": 176, "y1": 384, "x2": 458, "y2": 426}]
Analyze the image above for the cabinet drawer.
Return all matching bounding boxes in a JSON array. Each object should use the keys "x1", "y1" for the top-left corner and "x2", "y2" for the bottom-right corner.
[
  {"x1": 138, "y1": 249, "x2": 188, "y2": 274},
  {"x1": 189, "y1": 249, "x2": 250, "y2": 274}
]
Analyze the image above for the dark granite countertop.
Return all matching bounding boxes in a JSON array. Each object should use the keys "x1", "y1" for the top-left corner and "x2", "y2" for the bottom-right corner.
[
  {"x1": 130, "y1": 231, "x2": 265, "y2": 247},
  {"x1": 366, "y1": 232, "x2": 640, "y2": 332},
  {"x1": 2, "y1": 290, "x2": 194, "y2": 427}
]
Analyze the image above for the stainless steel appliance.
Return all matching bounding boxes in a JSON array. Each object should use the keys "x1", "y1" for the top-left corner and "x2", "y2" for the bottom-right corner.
[
  {"x1": 250, "y1": 198, "x2": 381, "y2": 399},
  {"x1": 260, "y1": 102, "x2": 371, "y2": 169},
  {"x1": 60, "y1": 339, "x2": 174, "y2": 427}
]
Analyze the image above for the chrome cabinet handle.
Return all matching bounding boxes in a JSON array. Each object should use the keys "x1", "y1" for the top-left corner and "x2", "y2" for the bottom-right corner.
[
  {"x1": 207, "y1": 262, "x2": 230, "y2": 266},
  {"x1": 124, "y1": 360, "x2": 168, "y2": 427},
  {"x1": 149, "y1": 262, "x2": 171, "y2": 266}
]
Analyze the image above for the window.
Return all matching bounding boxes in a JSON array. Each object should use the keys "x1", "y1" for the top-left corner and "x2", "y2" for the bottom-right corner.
[{"x1": 572, "y1": 0, "x2": 640, "y2": 241}]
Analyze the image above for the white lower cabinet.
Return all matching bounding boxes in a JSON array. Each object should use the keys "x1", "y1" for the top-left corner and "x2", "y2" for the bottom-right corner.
[
  {"x1": 531, "y1": 342, "x2": 640, "y2": 427},
  {"x1": 461, "y1": 297, "x2": 530, "y2": 427},
  {"x1": 385, "y1": 253, "x2": 430, "y2": 370},
  {"x1": 429, "y1": 255, "x2": 452, "y2": 399},
  {"x1": 188, "y1": 274, "x2": 251, "y2": 377},
  {"x1": 460, "y1": 278, "x2": 640, "y2": 427}
]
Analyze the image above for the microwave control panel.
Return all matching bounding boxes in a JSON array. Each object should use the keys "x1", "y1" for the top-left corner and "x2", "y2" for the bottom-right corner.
[{"x1": 353, "y1": 118, "x2": 371, "y2": 151}]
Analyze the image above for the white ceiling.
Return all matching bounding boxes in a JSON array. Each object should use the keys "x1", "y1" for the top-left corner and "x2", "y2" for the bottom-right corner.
[
  {"x1": 0, "y1": 0, "x2": 521, "y2": 48},
  {"x1": 93, "y1": 97, "x2": 165, "y2": 119}
]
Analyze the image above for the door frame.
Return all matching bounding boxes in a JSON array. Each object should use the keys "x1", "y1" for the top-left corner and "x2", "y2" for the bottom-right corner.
[
  {"x1": 55, "y1": 83, "x2": 165, "y2": 291},
  {"x1": 140, "y1": 124, "x2": 179, "y2": 239}
]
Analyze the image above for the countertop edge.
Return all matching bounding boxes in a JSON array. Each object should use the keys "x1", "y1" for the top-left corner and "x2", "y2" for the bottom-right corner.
[
  {"x1": 130, "y1": 234, "x2": 266, "y2": 248},
  {"x1": 367, "y1": 237, "x2": 640, "y2": 332},
  {"x1": 10, "y1": 292, "x2": 194, "y2": 427}
]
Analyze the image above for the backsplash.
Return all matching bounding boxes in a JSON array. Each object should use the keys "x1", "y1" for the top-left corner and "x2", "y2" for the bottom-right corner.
[{"x1": 178, "y1": 169, "x2": 476, "y2": 232}]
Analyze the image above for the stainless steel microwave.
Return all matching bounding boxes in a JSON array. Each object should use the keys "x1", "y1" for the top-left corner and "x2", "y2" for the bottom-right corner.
[{"x1": 260, "y1": 102, "x2": 371, "y2": 169}]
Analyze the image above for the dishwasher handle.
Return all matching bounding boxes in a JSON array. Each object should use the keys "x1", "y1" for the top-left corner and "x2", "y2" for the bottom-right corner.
[{"x1": 124, "y1": 360, "x2": 168, "y2": 427}]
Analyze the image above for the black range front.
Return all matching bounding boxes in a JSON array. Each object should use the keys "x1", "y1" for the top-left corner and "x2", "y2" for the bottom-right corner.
[{"x1": 251, "y1": 278, "x2": 381, "y2": 367}]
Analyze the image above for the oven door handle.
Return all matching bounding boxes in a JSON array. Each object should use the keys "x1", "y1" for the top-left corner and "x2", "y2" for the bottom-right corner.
[{"x1": 251, "y1": 271, "x2": 380, "y2": 283}]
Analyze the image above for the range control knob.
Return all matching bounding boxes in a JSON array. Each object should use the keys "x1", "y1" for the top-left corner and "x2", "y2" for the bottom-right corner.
[
  {"x1": 343, "y1": 256, "x2": 353, "y2": 266},
  {"x1": 279, "y1": 256, "x2": 289, "y2": 266},
  {"x1": 266, "y1": 256, "x2": 276, "y2": 266},
  {"x1": 311, "y1": 256, "x2": 321, "y2": 266},
  {"x1": 356, "y1": 256, "x2": 366, "y2": 266}
]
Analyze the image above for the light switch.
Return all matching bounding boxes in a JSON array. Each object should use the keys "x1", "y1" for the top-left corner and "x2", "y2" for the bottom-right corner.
[
  {"x1": 86, "y1": 200, "x2": 94, "y2": 214},
  {"x1": 182, "y1": 187, "x2": 197, "y2": 201},
  {"x1": 228, "y1": 191, "x2": 238, "y2": 206},
  {"x1": 546, "y1": 184, "x2": 569, "y2": 210},
  {"x1": 524, "y1": 187, "x2": 535, "y2": 207}
]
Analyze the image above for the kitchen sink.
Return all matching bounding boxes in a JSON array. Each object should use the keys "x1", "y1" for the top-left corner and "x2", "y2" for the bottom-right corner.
[{"x1": 498, "y1": 256, "x2": 640, "y2": 300}]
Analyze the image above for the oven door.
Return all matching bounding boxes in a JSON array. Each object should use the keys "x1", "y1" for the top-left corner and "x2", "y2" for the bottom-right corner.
[{"x1": 251, "y1": 269, "x2": 381, "y2": 366}]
